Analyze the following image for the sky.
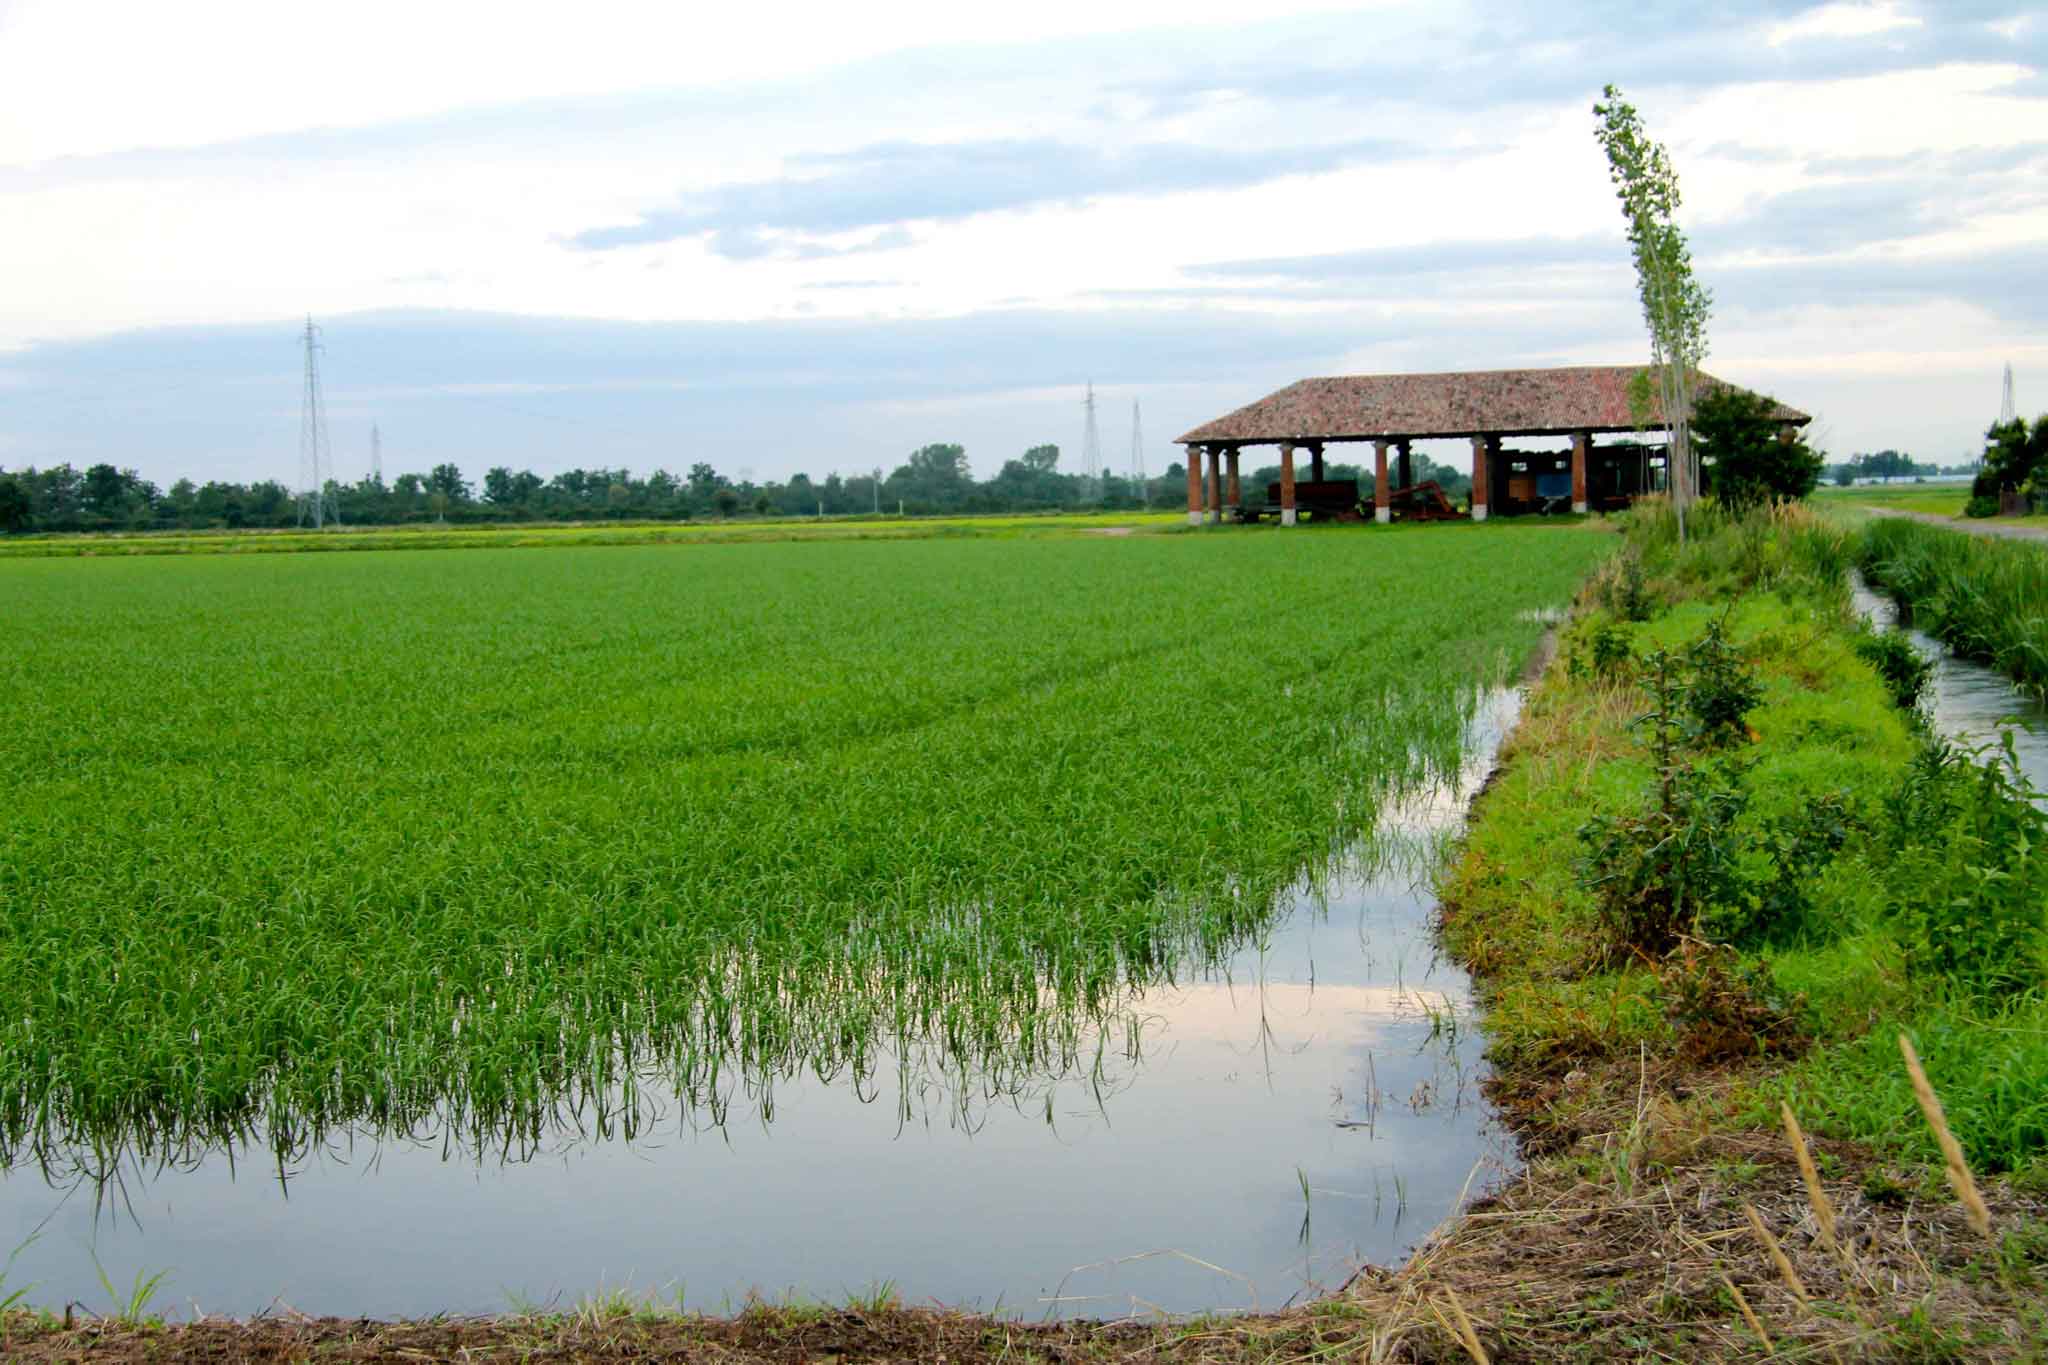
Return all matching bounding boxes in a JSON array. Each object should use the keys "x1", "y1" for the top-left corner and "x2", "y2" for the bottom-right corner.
[{"x1": 1, "y1": 0, "x2": 2045, "y2": 489}]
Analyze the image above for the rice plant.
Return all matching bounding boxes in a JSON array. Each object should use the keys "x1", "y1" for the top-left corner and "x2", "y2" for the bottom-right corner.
[{"x1": 0, "y1": 529, "x2": 1609, "y2": 1167}]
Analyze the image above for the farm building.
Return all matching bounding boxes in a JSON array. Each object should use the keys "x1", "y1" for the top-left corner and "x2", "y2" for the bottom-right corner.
[{"x1": 1176, "y1": 365, "x2": 1811, "y2": 524}]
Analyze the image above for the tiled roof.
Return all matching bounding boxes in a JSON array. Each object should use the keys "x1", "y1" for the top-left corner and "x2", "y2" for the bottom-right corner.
[{"x1": 1177, "y1": 366, "x2": 1811, "y2": 445}]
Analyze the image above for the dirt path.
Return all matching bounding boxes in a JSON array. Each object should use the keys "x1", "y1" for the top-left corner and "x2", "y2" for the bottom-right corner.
[{"x1": 1867, "y1": 505, "x2": 2048, "y2": 544}]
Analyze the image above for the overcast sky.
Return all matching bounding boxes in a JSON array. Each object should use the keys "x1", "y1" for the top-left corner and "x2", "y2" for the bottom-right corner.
[{"x1": 2, "y1": 0, "x2": 2044, "y2": 488}]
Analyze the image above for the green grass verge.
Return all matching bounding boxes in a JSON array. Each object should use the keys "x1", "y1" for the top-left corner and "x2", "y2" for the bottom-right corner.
[{"x1": 1441, "y1": 501, "x2": 2048, "y2": 1181}]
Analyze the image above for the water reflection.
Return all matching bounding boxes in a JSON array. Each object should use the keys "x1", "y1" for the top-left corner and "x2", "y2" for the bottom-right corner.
[{"x1": 0, "y1": 691, "x2": 1524, "y2": 1320}]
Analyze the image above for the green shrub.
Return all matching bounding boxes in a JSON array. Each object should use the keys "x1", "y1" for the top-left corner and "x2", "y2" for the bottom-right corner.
[
  {"x1": 1578, "y1": 647, "x2": 1758, "y2": 956},
  {"x1": 1682, "y1": 613, "x2": 1764, "y2": 746},
  {"x1": 1579, "y1": 759, "x2": 1749, "y2": 958},
  {"x1": 1696, "y1": 386, "x2": 1824, "y2": 512}
]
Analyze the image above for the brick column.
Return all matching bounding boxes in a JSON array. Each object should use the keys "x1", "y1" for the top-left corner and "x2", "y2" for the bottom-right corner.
[
  {"x1": 1396, "y1": 439, "x2": 1412, "y2": 491},
  {"x1": 1309, "y1": 442, "x2": 1325, "y2": 482},
  {"x1": 1470, "y1": 435, "x2": 1489, "y2": 521},
  {"x1": 1571, "y1": 431, "x2": 1590, "y2": 515},
  {"x1": 1185, "y1": 445, "x2": 1203, "y2": 527},
  {"x1": 1204, "y1": 446, "x2": 1221, "y2": 524},
  {"x1": 1225, "y1": 449, "x2": 1241, "y2": 513},
  {"x1": 1373, "y1": 439, "x2": 1391, "y2": 524},
  {"x1": 1279, "y1": 442, "x2": 1297, "y2": 527}
]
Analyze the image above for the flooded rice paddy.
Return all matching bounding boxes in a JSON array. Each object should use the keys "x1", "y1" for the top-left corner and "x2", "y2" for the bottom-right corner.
[
  {"x1": 1, "y1": 693, "x2": 1521, "y2": 1320},
  {"x1": 3, "y1": 536, "x2": 1622, "y2": 1320}
]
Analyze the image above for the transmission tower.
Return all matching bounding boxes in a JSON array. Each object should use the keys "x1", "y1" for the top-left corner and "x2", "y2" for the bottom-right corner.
[
  {"x1": 2001, "y1": 362, "x2": 2017, "y2": 425},
  {"x1": 1080, "y1": 382, "x2": 1102, "y2": 497},
  {"x1": 370, "y1": 424, "x2": 383, "y2": 484},
  {"x1": 297, "y1": 318, "x2": 340, "y2": 527},
  {"x1": 1129, "y1": 399, "x2": 1147, "y2": 505}
]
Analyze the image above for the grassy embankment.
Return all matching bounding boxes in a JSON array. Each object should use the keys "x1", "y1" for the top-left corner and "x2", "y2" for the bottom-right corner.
[
  {"x1": 1858, "y1": 513, "x2": 2048, "y2": 701},
  {"x1": 1426, "y1": 499, "x2": 2048, "y2": 1358}
]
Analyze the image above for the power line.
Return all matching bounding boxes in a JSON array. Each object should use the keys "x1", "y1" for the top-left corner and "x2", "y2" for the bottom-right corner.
[
  {"x1": 1129, "y1": 398, "x2": 1146, "y2": 505},
  {"x1": 1080, "y1": 381, "x2": 1101, "y2": 497},
  {"x1": 297, "y1": 318, "x2": 339, "y2": 528}
]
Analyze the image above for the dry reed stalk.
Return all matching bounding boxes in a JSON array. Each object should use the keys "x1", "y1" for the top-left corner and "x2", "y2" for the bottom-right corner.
[
  {"x1": 1780, "y1": 1101, "x2": 1840, "y2": 1252},
  {"x1": 1430, "y1": 1291, "x2": 1490, "y2": 1365},
  {"x1": 1719, "y1": 1273, "x2": 1772, "y2": 1353},
  {"x1": 1898, "y1": 1032, "x2": 1992, "y2": 1237},
  {"x1": 1743, "y1": 1201, "x2": 1812, "y2": 1307}
]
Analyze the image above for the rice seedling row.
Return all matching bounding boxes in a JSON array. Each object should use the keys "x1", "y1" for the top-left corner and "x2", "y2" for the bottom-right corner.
[{"x1": 0, "y1": 528, "x2": 1609, "y2": 1165}]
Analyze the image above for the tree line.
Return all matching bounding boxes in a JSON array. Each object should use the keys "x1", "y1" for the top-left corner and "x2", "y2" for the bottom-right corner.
[
  {"x1": 0, "y1": 443, "x2": 1149, "y2": 534},
  {"x1": 1826, "y1": 449, "x2": 1979, "y2": 486},
  {"x1": 0, "y1": 439, "x2": 1489, "y2": 536}
]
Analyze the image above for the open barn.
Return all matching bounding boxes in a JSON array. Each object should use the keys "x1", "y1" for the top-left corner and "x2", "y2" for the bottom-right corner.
[{"x1": 1177, "y1": 365, "x2": 1811, "y2": 525}]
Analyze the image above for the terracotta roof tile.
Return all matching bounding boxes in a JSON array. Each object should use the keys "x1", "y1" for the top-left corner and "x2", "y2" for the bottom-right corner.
[{"x1": 1176, "y1": 366, "x2": 1810, "y2": 445}]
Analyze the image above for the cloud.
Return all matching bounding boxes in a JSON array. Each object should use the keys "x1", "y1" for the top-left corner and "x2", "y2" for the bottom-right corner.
[
  {"x1": 1117, "y1": 0, "x2": 2044, "y2": 122},
  {"x1": 1188, "y1": 237, "x2": 1622, "y2": 284},
  {"x1": 1716, "y1": 240, "x2": 2048, "y2": 325},
  {"x1": 569, "y1": 136, "x2": 1410, "y2": 256}
]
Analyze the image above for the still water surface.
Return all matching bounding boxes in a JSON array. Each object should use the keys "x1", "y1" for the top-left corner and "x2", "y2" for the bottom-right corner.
[{"x1": 0, "y1": 696, "x2": 1525, "y2": 1321}]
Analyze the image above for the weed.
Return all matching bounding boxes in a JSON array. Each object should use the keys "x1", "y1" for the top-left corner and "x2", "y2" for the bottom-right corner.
[
  {"x1": 1654, "y1": 940, "x2": 1806, "y2": 1063},
  {"x1": 89, "y1": 1249, "x2": 168, "y2": 1327},
  {"x1": 1854, "y1": 628, "x2": 1935, "y2": 710},
  {"x1": 1885, "y1": 733, "x2": 2047, "y2": 992}
]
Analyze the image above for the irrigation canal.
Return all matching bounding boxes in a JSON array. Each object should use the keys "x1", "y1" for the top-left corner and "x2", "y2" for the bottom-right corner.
[
  {"x1": 2, "y1": 696, "x2": 1524, "y2": 1320},
  {"x1": 1851, "y1": 574, "x2": 2048, "y2": 798}
]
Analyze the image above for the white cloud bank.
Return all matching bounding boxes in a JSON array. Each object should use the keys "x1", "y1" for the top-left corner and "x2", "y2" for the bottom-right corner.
[{"x1": 0, "y1": 0, "x2": 2044, "y2": 484}]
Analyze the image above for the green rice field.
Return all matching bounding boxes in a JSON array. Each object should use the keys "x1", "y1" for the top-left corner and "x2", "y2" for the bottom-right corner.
[
  {"x1": 1813, "y1": 483, "x2": 1972, "y2": 518},
  {"x1": 0, "y1": 526, "x2": 1610, "y2": 1168}
]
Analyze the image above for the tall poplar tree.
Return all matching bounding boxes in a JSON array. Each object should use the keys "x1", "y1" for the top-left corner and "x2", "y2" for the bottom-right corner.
[{"x1": 1594, "y1": 85, "x2": 1712, "y2": 542}]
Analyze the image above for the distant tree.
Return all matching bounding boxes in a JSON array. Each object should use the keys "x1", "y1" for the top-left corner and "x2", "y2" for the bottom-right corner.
[
  {"x1": 1972, "y1": 416, "x2": 2047, "y2": 503},
  {"x1": 483, "y1": 466, "x2": 519, "y2": 505},
  {"x1": 752, "y1": 492, "x2": 773, "y2": 515},
  {"x1": 688, "y1": 463, "x2": 722, "y2": 502},
  {"x1": 1695, "y1": 387, "x2": 1821, "y2": 512},
  {"x1": 83, "y1": 462, "x2": 129, "y2": 520},
  {"x1": 427, "y1": 463, "x2": 471, "y2": 502},
  {"x1": 1021, "y1": 444, "x2": 1059, "y2": 474},
  {"x1": 713, "y1": 486, "x2": 740, "y2": 518},
  {"x1": 0, "y1": 475, "x2": 28, "y2": 533},
  {"x1": 1832, "y1": 463, "x2": 1856, "y2": 487}
]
